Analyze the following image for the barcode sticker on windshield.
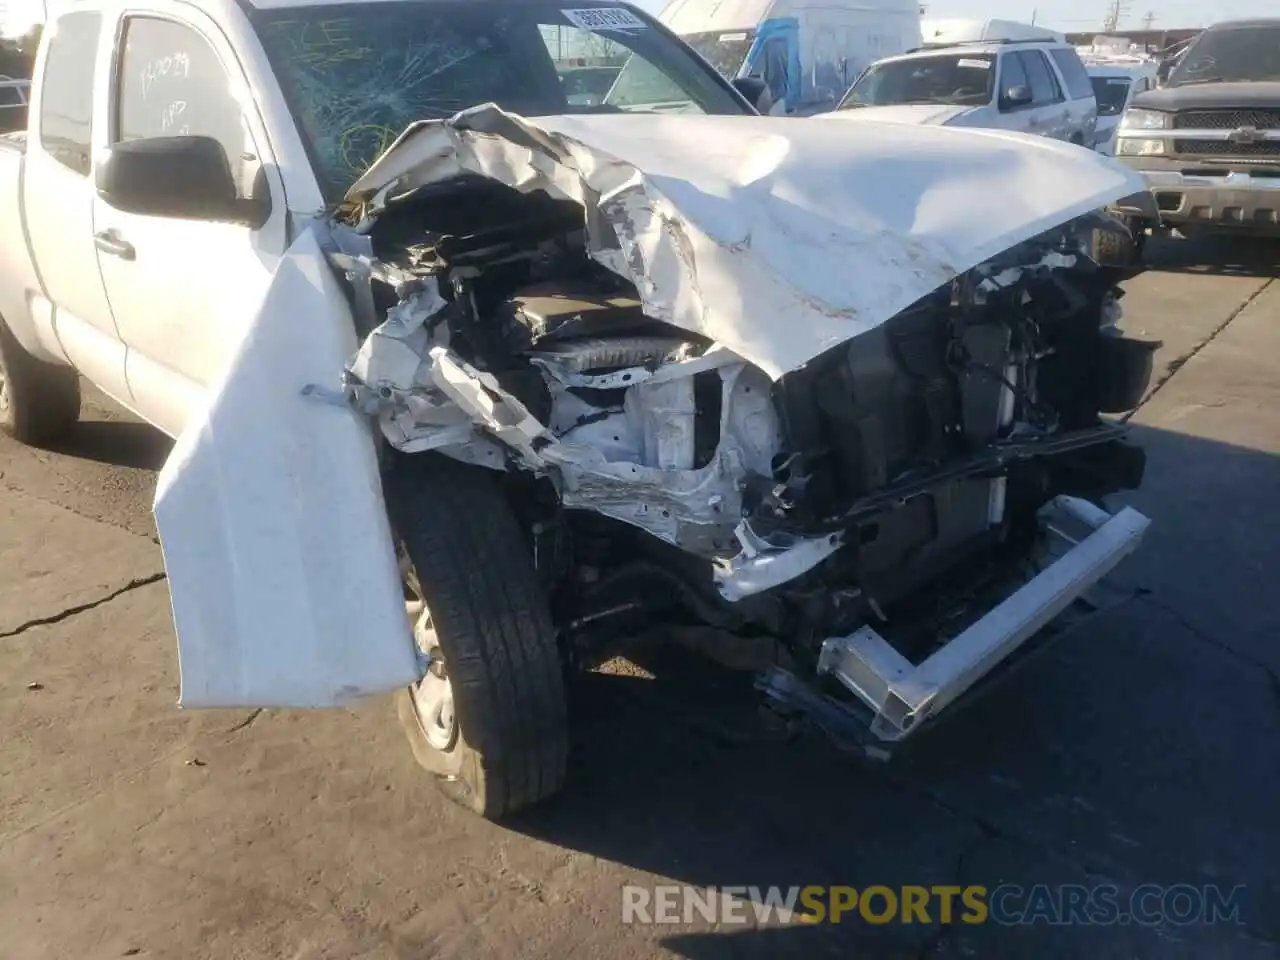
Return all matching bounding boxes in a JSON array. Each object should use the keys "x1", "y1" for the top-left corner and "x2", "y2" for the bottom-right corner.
[
  {"x1": 957, "y1": 58, "x2": 992, "y2": 69},
  {"x1": 561, "y1": 8, "x2": 647, "y2": 32}
]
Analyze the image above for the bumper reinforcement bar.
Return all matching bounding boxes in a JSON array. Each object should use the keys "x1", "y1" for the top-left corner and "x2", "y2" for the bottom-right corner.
[{"x1": 810, "y1": 496, "x2": 1150, "y2": 743}]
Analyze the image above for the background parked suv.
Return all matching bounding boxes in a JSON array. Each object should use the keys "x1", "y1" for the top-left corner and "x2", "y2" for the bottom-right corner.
[{"x1": 825, "y1": 38, "x2": 1098, "y2": 145}]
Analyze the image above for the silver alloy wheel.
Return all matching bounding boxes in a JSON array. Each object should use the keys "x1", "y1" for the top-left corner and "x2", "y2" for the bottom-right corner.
[{"x1": 406, "y1": 596, "x2": 458, "y2": 752}]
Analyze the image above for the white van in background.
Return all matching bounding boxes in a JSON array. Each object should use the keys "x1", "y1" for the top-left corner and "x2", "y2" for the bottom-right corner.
[
  {"x1": 921, "y1": 18, "x2": 1066, "y2": 46},
  {"x1": 660, "y1": 0, "x2": 921, "y2": 115},
  {"x1": 1082, "y1": 55, "x2": 1158, "y2": 154},
  {"x1": 820, "y1": 31, "x2": 1098, "y2": 146}
]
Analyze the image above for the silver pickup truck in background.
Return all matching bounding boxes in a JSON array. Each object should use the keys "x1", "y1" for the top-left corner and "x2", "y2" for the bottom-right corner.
[{"x1": 1, "y1": 0, "x2": 1154, "y2": 819}]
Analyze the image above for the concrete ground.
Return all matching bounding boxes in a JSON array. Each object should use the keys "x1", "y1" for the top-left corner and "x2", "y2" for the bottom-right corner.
[{"x1": 1, "y1": 234, "x2": 1277, "y2": 959}]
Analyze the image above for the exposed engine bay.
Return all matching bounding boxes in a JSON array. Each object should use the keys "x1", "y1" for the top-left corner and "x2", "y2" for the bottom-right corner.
[{"x1": 335, "y1": 183, "x2": 1150, "y2": 669}]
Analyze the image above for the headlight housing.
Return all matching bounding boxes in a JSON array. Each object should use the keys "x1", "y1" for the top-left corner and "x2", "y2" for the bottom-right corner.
[
  {"x1": 1119, "y1": 109, "x2": 1171, "y2": 131},
  {"x1": 1116, "y1": 138, "x2": 1165, "y2": 157}
]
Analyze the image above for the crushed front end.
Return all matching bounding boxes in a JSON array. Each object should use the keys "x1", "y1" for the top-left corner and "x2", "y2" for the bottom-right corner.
[
  {"x1": 330, "y1": 107, "x2": 1154, "y2": 747},
  {"x1": 729, "y1": 225, "x2": 1154, "y2": 742}
]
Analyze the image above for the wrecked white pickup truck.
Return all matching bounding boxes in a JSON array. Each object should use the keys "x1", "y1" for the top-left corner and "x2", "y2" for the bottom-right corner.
[{"x1": 0, "y1": 0, "x2": 1155, "y2": 817}]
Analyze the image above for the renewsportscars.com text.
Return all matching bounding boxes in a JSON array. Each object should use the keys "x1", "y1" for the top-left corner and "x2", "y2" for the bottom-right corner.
[{"x1": 621, "y1": 883, "x2": 1246, "y2": 927}]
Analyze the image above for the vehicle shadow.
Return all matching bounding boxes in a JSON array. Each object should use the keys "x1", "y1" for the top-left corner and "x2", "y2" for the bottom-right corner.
[
  {"x1": 44, "y1": 416, "x2": 173, "y2": 471},
  {"x1": 502, "y1": 424, "x2": 1280, "y2": 959},
  {"x1": 1141, "y1": 232, "x2": 1280, "y2": 277}
]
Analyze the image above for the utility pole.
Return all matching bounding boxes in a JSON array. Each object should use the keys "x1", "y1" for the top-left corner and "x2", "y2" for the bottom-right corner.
[
  {"x1": 1031, "y1": 9, "x2": 1038, "y2": 25},
  {"x1": 1103, "y1": 0, "x2": 1129, "y2": 32},
  {"x1": 1142, "y1": 11, "x2": 1156, "y2": 31}
]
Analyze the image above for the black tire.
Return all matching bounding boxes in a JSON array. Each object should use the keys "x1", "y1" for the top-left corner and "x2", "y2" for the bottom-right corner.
[
  {"x1": 0, "y1": 318, "x2": 80, "y2": 444},
  {"x1": 384, "y1": 454, "x2": 568, "y2": 819},
  {"x1": 1093, "y1": 220, "x2": 1146, "y2": 266}
]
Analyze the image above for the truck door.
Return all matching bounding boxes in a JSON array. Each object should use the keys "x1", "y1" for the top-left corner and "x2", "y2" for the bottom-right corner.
[
  {"x1": 92, "y1": 10, "x2": 289, "y2": 438},
  {"x1": 22, "y1": 10, "x2": 129, "y2": 403}
]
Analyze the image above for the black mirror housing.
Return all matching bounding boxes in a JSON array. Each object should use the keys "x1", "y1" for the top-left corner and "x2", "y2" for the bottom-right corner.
[{"x1": 96, "y1": 135, "x2": 267, "y2": 226}]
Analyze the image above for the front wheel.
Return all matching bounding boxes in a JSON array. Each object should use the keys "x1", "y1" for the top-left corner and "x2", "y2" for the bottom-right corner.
[
  {"x1": 384, "y1": 455, "x2": 569, "y2": 819},
  {"x1": 0, "y1": 319, "x2": 80, "y2": 444}
]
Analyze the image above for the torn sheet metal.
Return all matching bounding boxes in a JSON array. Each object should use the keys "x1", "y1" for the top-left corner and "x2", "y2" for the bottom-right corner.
[
  {"x1": 344, "y1": 286, "x2": 781, "y2": 553},
  {"x1": 154, "y1": 227, "x2": 420, "y2": 708},
  {"x1": 347, "y1": 105, "x2": 1146, "y2": 379},
  {"x1": 537, "y1": 360, "x2": 779, "y2": 550},
  {"x1": 342, "y1": 279, "x2": 533, "y2": 469},
  {"x1": 715, "y1": 528, "x2": 845, "y2": 602}
]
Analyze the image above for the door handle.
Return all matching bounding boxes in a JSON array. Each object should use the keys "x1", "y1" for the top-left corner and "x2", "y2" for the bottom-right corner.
[{"x1": 94, "y1": 230, "x2": 136, "y2": 261}]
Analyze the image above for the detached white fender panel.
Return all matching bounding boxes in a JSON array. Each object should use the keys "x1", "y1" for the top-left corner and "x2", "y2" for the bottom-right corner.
[{"x1": 154, "y1": 228, "x2": 419, "y2": 708}]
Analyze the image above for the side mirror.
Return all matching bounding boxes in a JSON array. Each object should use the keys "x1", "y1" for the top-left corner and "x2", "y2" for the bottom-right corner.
[
  {"x1": 95, "y1": 135, "x2": 268, "y2": 226},
  {"x1": 732, "y1": 76, "x2": 773, "y2": 114},
  {"x1": 1002, "y1": 84, "x2": 1033, "y2": 108}
]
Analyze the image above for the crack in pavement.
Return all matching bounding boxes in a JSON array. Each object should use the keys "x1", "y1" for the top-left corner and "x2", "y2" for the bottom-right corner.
[
  {"x1": 879, "y1": 587, "x2": 1280, "y2": 956},
  {"x1": 0, "y1": 572, "x2": 167, "y2": 639},
  {"x1": 1134, "y1": 591, "x2": 1280, "y2": 704},
  {"x1": 913, "y1": 818, "x2": 997, "y2": 959},
  {"x1": 225, "y1": 708, "x2": 264, "y2": 734},
  {"x1": 1125, "y1": 278, "x2": 1273, "y2": 423}
]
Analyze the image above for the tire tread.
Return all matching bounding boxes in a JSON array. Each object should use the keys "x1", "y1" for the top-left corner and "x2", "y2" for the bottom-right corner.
[
  {"x1": 387, "y1": 455, "x2": 567, "y2": 818},
  {"x1": 0, "y1": 320, "x2": 80, "y2": 445}
]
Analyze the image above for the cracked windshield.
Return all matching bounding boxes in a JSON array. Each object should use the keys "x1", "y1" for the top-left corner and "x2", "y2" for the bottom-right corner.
[{"x1": 250, "y1": 1, "x2": 740, "y2": 199}]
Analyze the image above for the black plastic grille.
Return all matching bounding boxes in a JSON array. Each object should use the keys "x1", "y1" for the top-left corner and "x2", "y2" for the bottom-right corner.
[
  {"x1": 1173, "y1": 139, "x2": 1280, "y2": 157},
  {"x1": 1173, "y1": 109, "x2": 1280, "y2": 130}
]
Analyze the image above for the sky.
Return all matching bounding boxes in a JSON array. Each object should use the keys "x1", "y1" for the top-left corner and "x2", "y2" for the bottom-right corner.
[
  {"x1": 633, "y1": 0, "x2": 1269, "y2": 32},
  {"x1": 2, "y1": 0, "x2": 1271, "y2": 37}
]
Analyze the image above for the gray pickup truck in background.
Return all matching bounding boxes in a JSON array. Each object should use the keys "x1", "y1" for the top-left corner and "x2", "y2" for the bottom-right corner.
[{"x1": 1112, "y1": 18, "x2": 1280, "y2": 240}]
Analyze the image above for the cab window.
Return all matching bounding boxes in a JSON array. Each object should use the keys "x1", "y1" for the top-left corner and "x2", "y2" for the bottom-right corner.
[
  {"x1": 998, "y1": 52, "x2": 1030, "y2": 110},
  {"x1": 115, "y1": 16, "x2": 260, "y2": 200},
  {"x1": 39, "y1": 11, "x2": 101, "y2": 175},
  {"x1": 1019, "y1": 51, "x2": 1062, "y2": 105}
]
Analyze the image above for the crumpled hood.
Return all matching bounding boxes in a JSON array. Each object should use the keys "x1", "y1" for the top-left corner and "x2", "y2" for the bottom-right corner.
[
  {"x1": 816, "y1": 104, "x2": 976, "y2": 126},
  {"x1": 346, "y1": 106, "x2": 1144, "y2": 379}
]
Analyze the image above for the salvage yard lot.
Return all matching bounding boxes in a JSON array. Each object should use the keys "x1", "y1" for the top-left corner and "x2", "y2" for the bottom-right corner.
[{"x1": 2, "y1": 235, "x2": 1277, "y2": 959}]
